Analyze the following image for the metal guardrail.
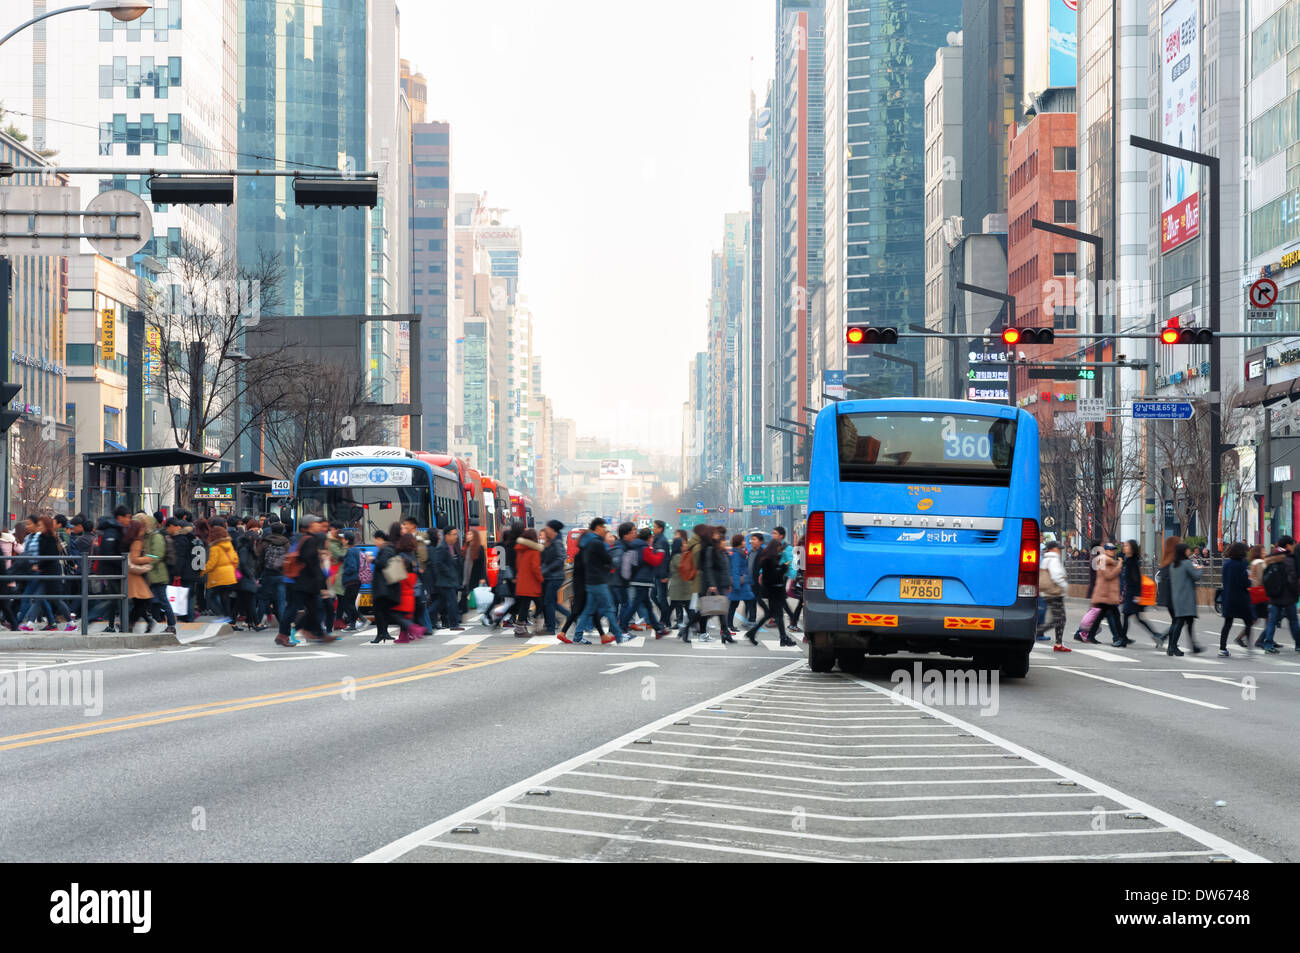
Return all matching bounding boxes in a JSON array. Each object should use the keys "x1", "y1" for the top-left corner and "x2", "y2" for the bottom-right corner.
[
  {"x1": 1064, "y1": 556, "x2": 1224, "y2": 590},
  {"x1": 0, "y1": 553, "x2": 129, "y2": 634}
]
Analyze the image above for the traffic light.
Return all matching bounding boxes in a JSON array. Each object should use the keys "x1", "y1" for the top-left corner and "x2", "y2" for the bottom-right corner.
[
  {"x1": 293, "y1": 177, "x2": 379, "y2": 208},
  {"x1": 147, "y1": 176, "x2": 235, "y2": 205},
  {"x1": 846, "y1": 325, "x2": 898, "y2": 345},
  {"x1": 0, "y1": 382, "x2": 20, "y2": 433},
  {"x1": 1001, "y1": 327, "x2": 1054, "y2": 345},
  {"x1": 1160, "y1": 319, "x2": 1212, "y2": 345}
]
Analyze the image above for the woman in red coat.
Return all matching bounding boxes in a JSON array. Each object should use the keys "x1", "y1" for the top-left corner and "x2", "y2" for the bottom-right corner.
[
  {"x1": 392, "y1": 531, "x2": 425, "y2": 643},
  {"x1": 512, "y1": 528, "x2": 544, "y2": 637}
]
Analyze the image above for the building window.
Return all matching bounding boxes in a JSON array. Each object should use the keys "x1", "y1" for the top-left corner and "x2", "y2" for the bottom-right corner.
[
  {"x1": 1053, "y1": 253, "x2": 1077, "y2": 277},
  {"x1": 1053, "y1": 307, "x2": 1078, "y2": 330},
  {"x1": 1053, "y1": 199, "x2": 1077, "y2": 223},
  {"x1": 66, "y1": 344, "x2": 96, "y2": 365},
  {"x1": 1053, "y1": 146, "x2": 1077, "y2": 171}
]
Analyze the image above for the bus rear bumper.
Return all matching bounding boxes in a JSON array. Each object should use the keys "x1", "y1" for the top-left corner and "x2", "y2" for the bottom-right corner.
[{"x1": 803, "y1": 594, "x2": 1037, "y2": 656}]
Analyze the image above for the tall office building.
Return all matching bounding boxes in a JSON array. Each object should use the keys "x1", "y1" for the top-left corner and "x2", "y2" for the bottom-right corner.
[
  {"x1": 923, "y1": 35, "x2": 964, "y2": 398},
  {"x1": 748, "y1": 89, "x2": 772, "y2": 477},
  {"x1": 773, "y1": 1, "x2": 824, "y2": 479},
  {"x1": 400, "y1": 59, "x2": 427, "y2": 125},
  {"x1": 410, "y1": 121, "x2": 454, "y2": 451},
  {"x1": 823, "y1": 0, "x2": 961, "y2": 403},
  {"x1": 962, "y1": 0, "x2": 1025, "y2": 228}
]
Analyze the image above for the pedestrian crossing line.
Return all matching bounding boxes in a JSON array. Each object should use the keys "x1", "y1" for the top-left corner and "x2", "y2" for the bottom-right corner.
[
  {"x1": 691, "y1": 639, "x2": 726, "y2": 651},
  {"x1": 762, "y1": 640, "x2": 801, "y2": 652},
  {"x1": 1069, "y1": 648, "x2": 1138, "y2": 663},
  {"x1": 446, "y1": 631, "x2": 491, "y2": 645}
]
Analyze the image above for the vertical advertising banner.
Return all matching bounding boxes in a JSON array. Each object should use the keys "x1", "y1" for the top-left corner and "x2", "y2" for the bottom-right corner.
[
  {"x1": 1049, "y1": 0, "x2": 1079, "y2": 88},
  {"x1": 100, "y1": 309, "x2": 115, "y2": 362},
  {"x1": 1161, "y1": 0, "x2": 1200, "y2": 253},
  {"x1": 144, "y1": 326, "x2": 160, "y2": 397}
]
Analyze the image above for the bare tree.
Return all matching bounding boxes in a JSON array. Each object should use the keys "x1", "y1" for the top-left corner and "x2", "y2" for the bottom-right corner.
[
  {"x1": 142, "y1": 237, "x2": 305, "y2": 499},
  {"x1": 250, "y1": 361, "x2": 389, "y2": 479},
  {"x1": 1040, "y1": 411, "x2": 1145, "y2": 545},
  {"x1": 12, "y1": 422, "x2": 73, "y2": 515}
]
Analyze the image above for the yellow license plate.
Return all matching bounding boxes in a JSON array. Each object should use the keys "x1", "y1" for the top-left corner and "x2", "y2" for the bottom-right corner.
[
  {"x1": 900, "y1": 578, "x2": 943, "y2": 600},
  {"x1": 358, "y1": 593, "x2": 373, "y2": 608}
]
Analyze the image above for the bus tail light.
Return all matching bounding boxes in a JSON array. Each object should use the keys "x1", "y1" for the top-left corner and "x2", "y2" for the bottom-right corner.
[
  {"x1": 1018, "y1": 518, "x2": 1040, "y2": 598},
  {"x1": 805, "y1": 511, "x2": 825, "y2": 590}
]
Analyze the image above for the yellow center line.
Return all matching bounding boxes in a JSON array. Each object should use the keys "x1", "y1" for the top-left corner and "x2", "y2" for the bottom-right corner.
[{"x1": 0, "y1": 644, "x2": 482, "y2": 746}]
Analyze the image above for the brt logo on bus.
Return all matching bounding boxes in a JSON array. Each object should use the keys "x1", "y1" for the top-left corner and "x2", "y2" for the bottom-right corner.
[
  {"x1": 848, "y1": 613, "x2": 898, "y2": 627},
  {"x1": 943, "y1": 617, "x2": 995, "y2": 630}
]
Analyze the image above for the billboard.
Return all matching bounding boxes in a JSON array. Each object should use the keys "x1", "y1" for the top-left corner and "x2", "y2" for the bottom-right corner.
[
  {"x1": 1049, "y1": 0, "x2": 1078, "y2": 88},
  {"x1": 599, "y1": 459, "x2": 631, "y2": 479},
  {"x1": 1161, "y1": 0, "x2": 1200, "y2": 253},
  {"x1": 475, "y1": 226, "x2": 522, "y2": 250}
]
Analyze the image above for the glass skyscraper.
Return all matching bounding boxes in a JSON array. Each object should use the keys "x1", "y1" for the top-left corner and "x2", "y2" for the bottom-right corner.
[
  {"x1": 237, "y1": 0, "x2": 367, "y2": 317},
  {"x1": 824, "y1": 0, "x2": 960, "y2": 394}
]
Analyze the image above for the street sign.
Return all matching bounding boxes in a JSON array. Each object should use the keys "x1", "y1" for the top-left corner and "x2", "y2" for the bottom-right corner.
[
  {"x1": 1132, "y1": 400, "x2": 1194, "y2": 420},
  {"x1": 824, "y1": 369, "x2": 847, "y2": 399},
  {"x1": 715, "y1": 504, "x2": 727, "y2": 514},
  {"x1": 1248, "y1": 309, "x2": 1275, "y2": 321},
  {"x1": 1249, "y1": 277, "x2": 1279, "y2": 309},
  {"x1": 680, "y1": 514, "x2": 707, "y2": 529},
  {"x1": 1026, "y1": 366, "x2": 1084, "y2": 380},
  {"x1": 269, "y1": 479, "x2": 291, "y2": 496},
  {"x1": 760, "y1": 508, "x2": 772, "y2": 516},
  {"x1": 743, "y1": 484, "x2": 810, "y2": 506},
  {"x1": 83, "y1": 188, "x2": 152, "y2": 258},
  {"x1": 1076, "y1": 397, "x2": 1106, "y2": 422},
  {"x1": 695, "y1": 501, "x2": 705, "y2": 511},
  {"x1": 742, "y1": 475, "x2": 764, "y2": 483},
  {"x1": 0, "y1": 184, "x2": 83, "y2": 255}
]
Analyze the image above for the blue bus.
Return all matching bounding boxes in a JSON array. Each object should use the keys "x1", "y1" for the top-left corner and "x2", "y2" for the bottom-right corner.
[
  {"x1": 292, "y1": 447, "x2": 465, "y2": 610},
  {"x1": 803, "y1": 398, "x2": 1040, "y2": 677}
]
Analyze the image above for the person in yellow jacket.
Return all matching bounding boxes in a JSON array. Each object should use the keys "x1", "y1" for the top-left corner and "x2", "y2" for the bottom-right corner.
[{"x1": 202, "y1": 524, "x2": 239, "y2": 622}]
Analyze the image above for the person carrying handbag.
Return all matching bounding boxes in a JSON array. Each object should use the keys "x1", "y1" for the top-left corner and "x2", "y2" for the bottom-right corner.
[{"x1": 1036, "y1": 540, "x2": 1070, "y2": 651}]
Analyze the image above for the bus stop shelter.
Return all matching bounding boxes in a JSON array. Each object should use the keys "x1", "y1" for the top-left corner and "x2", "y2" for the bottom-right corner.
[
  {"x1": 81, "y1": 448, "x2": 221, "y2": 520},
  {"x1": 186, "y1": 470, "x2": 277, "y2": 519}
]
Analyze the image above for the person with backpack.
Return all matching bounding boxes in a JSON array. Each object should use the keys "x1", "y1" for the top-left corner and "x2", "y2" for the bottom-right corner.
[
  {"x1": 672, "y1": 524, "x2": 708, "y2": 642},
  {"x1": 571, "y1": 518, "x2": 626, "y2": 645},
  {"x1": 1084, "y1": 543, "x2": 1128, "y2": 646},
  {"x1": 512, "y1": 528, "x2": 545, "y2": 637},
  {"x1": 254, "y1": 522, "x2": 290, "y2": 628},
  {"x1": 1117, "y1": 540, "x2": 1162, "y2": 645},
  {"x1": 619, "y1": 526, "x2": 666, "y2": 636},
  {"x1": 338, "y1": 531, "x2": 363, "y2": 630},
  {"x1": 1259, "y1": 536, "x2": 1299, "y2": 654},
  {"x1": 275, "y1": 514, "x2": 337, "y2": 646},
  {"x1": 744, "y1": 538, "x2": 798, "y2": 647},
  {"x1": 666, "y1": 537, "x2": 694, "y2": 631},
  {"x1": 16, "y1": 515, "x2": 77, "y2": 631},
  {"x1": 1036, "y1": 540, "x2": 1070, "y2": 651},
  {"x1": 1166, "y1": 542, "x2": 1204, "y2": 656},
  {"x1": 607, "y1": 525, "x2": 631, "y2": 630},
  {"x1": 558, "y1": 519, "x2": 607, "y2": 643},
  {"x1": 390, "y1": 529, "x2": 427, "y2": 643},
  {"x1": 1218, "y1": 541, "x2": 1253, "y2": 658}
]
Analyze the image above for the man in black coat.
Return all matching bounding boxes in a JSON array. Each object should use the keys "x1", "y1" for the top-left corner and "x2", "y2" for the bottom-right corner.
[{"x1": 430, "y1": 526, "x2": 464, "y2": 632}]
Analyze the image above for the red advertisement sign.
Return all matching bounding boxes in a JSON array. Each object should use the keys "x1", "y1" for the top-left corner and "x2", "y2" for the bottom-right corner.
[{"x1": 1161, "y1": 192, "x2": 1200, "y2": 253}]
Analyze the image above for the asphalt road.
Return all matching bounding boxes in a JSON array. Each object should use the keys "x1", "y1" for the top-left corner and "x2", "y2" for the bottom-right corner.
[{"x1": 1, "y1": 604, "x2": 1295, "y2": 862}]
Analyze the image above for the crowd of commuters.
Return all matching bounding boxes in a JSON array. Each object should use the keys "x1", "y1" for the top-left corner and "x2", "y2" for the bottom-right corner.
[{"x1": 1037, "y1": 534, "x2": 1300, "y2": 659}]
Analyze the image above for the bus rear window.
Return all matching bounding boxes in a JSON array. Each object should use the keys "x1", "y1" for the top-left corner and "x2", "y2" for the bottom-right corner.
[{"x1": 836, "y1": 412, "x2": 1016, "y2": 485}]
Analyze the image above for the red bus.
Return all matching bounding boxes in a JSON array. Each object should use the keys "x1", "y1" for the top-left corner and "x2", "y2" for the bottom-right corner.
[
  {"x1": 510, "y1": 492, "x2": 535, "y2": 529},
  {"x1": 480, "y1": 475, "x2": 511, "y2": 586},
  {"x1": 415, "y1": 452, "x2": 486, "y2": 541}
]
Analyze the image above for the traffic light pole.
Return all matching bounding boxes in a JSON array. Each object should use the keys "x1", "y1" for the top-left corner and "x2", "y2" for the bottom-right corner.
[{"x1": 1131, "y1": 135, "x2": 1222, "y2": 554}]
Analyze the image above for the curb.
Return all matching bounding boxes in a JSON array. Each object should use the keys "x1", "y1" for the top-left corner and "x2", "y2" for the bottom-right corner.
[{"x1": 0, "y1": 621, "x2": 235, "y2": 650}]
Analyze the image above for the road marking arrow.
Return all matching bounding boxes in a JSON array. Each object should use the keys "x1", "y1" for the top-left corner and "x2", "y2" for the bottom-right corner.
[
  {"x1": 1181, "y1": 672, "x2": 1252, "y2": 689},
  {"x1": 600, "y1": 661, "x2": 659, "y2": 675}
]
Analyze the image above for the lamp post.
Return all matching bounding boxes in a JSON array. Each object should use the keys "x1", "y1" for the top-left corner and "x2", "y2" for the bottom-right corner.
[
  {"x1": 1130, "y1": 134, "x2": 1222, "y2": 555},
  {"x1": 955, "y1": 281, "x2": 1017, "y2": 406},
  {"x1": 1, "y1": 1, "x2": 152, "y2": 48}
]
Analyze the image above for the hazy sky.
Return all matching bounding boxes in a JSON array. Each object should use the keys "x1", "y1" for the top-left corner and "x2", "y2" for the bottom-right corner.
[{"x1": 401, "y1": 1, "x2": 775, "y2": 454}]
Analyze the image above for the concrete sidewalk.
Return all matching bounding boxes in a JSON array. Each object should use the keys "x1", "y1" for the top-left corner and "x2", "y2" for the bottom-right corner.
[{"x1": 0, "y1": 619, "x2": 235, "y2": 650}]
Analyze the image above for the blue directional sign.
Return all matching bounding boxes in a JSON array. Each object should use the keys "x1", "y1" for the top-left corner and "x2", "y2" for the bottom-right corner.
[
  {"x1": 696, "y1": 500, "x2": 705, "y2": 511},
  {"x1": 1132, "y1": 401, "x2": 1194, "y2": 420}
]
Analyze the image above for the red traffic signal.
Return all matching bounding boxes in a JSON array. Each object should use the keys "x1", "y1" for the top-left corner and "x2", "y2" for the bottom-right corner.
[
  {"x1": 1161, "y1": 319, "x2": 1212, "y2": 345},
  {"x1": 1002, "y1": 327, "x2": 1054, "y2": 345},
  {"x1": 846, "y1": 325, "x2": 898, "y2": 345}
]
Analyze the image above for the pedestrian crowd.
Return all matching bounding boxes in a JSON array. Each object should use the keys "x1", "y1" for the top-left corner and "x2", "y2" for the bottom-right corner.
[{"x1": 1036, "y1": 534, "x2": 1300, "y2": 658}]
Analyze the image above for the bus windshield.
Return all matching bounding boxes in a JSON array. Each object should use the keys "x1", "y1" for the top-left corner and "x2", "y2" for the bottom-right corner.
[
  {"x1": 295, "y1": 463, "x2": 433, "y2": 539},
  {"x1": 836, "y1": 411, "x2": 1016, "y2": 486}
]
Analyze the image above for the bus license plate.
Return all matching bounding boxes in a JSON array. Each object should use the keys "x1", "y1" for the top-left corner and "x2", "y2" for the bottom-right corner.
[
  {"x1": 900, "y1": 578, "x2": 942, "y2": 600},
  {"x1": 359, "y1": 593, "x2": 373, "y2": 608}
]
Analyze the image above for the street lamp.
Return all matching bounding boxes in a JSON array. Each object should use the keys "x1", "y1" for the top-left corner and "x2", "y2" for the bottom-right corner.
[{"x1": 1, "y1": 2, "x2": 152, "y2": 48}]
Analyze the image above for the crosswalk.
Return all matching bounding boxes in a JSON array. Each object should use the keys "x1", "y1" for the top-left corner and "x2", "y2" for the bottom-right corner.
[
  {"x1": 1034, "y1": 639, "x2": 1300, "y2": 669},
  {"x1": 0, "y1": 648, "x2": 154, "y2": 674}
]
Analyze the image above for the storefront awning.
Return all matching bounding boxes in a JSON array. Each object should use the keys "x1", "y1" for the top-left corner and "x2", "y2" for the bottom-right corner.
[{"x1": 83, "y1": 448, "x2": 222, "y2": 470}]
